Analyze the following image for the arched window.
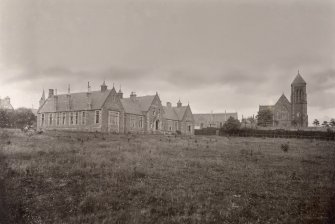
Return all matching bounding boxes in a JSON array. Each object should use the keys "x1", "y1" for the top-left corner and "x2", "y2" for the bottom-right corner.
[{"x1": 296, "y1": 90, "x2": 299, "y2": 102}]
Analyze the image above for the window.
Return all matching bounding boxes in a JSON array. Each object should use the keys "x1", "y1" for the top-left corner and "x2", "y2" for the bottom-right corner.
[
  {"x1": 152, "y1": 110, "x2": 155, "y2": 115},
  {"x1": 49, "y1": 113, "x2": 53, "y2": 125},
  {"x1": 139, "y1": 116, "x2": 143, "y2": 128},
  {"x1": 130, "y1": 115, "x2": 135, "y2": 127},
  {"x1": 175, "y1": 121, "x2": 178, "y2": 130},
  {"x1": 70, "y1": 112, "x2": 74, "y2": 125},
  {"x1": 188, "y1": 125, "x2": 191, "y2": 132},
  {"x1": 41, "y1": 114, "x2": 45, "y2": 126},
  {"x1": 108, "y1": 111, "x2": 119, "y2": 126},
  {"x1": 95, "y1": 110, "x2": 100, "y2": 124},
  {"x1": 75, "y1": 112, "x2": 79, "y2": 125},
  {"x1": 82, "y1": 111, "x2": 86, "y2": 125},
  {"x1": 57, "y1": 113, "x2": 60, "y2": 126},
  {"x1": 62, "y1": 113, "x2": 66, "y2": 125}
]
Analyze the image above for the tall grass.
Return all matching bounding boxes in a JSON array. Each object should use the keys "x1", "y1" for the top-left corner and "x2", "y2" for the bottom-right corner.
[{"x1": 0, "y1": 130, "x2": 334, "y2": 223}]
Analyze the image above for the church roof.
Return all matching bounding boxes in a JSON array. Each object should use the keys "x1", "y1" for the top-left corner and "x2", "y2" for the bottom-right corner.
[
  {"x1": 275, "y1": 94, "x2": 291, "y2": 106},
  {"x1": 292, "y1": 72, "x2": 306, "y2": 85}
]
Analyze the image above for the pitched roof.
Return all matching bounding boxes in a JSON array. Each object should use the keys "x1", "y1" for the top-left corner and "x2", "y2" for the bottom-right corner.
[
  {"x1": 38, "y1": 90, "x2": 112, "y2": 113},
  {"x1": 163, "y1": 106, "x2": 179, "y2": 120},
  {"x1": 174, "y1": 106, "x2": 188, "y2": 120},
  {"x1": 292, "y1": 72, "x2": 306, "y2": 85},
  {"x1": 120, "y1": 98, "x2": 143, "y2": 115},
  {"x1": 136, "y1": 95, "x2": 156, "y2": 111},
  {"x1": 275, "y1": 94, "x2": 291, "y2": 106},
  {"x1": 120, "y1": 95, "x2": 156, "y2": 115},
  {"x1": 259, "y1": 105, "x2": 274, "y2": 112},
  {"x1": 193, "y1": 113, "x2": 238, "y2": 123}
]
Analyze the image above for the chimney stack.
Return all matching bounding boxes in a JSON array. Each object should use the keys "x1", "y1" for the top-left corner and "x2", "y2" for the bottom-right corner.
[
  {"x1": 130, "y1": 92, "x2": 137, "y2": 101},
  {"x1": 177, "y1": 99, "x2": 182, "y2": 108},
  {"x1": 101, "y1": 81, "x2": 107, "y2": 92},
  {"x1": 118, "y1": 87, "x2": 123, "y2": 99},
  {"x1": 48, "y1": 89, "x2": 54, "y2": 98},
  {"x1": 166, "y1": 102, "x2": 172, "y2": 107}
]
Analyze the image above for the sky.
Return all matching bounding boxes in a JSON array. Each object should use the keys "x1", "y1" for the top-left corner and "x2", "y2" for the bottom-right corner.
[{"x1": 0, "y1": 0, "x2": 334, "y2": 123}]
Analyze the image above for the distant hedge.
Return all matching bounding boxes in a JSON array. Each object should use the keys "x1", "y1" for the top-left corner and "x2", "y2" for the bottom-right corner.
[{"x1": 195, "y1": 127, "x2": 335, "y2": 141}]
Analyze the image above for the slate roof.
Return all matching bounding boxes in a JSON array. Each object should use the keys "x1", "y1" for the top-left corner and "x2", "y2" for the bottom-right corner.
[
  {"x1": 162, "y1": 106, "x2": 179, "y2": 120},
  {"x1": 38, "y1": 90, "x2": 112, "y2": 113},
  {"x1": 292, "y1": 73, "x2": 306, "y2": 85},
  {"x1": 120, "y1": 95, "x2": 156, "y2": 115},
  {"x1": 120, "y1": 98, "x2": 143, "y2": 115},
  {"x1": 275, "y1": 94, "x2": 291, "y2": 106},
  {"x1": 259, "y1": 105, "x2": 275, "y2": 112},
  {"x1": 174, "y1": 106, "x2": 188, "y2": 120},
  {"x1": 193, "y1": 113, "x2": 238, "y2": 123}
]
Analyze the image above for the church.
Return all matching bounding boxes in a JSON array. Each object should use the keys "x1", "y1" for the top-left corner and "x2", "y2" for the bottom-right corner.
[
  {"x1": 259, "y1": 71, "x2": 308, "y2": 128},
  {"x1": 37, "y1": 82, "x2": 194, "y2": 135}
]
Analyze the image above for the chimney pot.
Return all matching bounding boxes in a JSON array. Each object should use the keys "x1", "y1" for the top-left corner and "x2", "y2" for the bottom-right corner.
[
  {"x1": 48, "y1": 89, "x2": 54, "y2": 98},
  {"x1": 130, "y1": 92, "x2": 137, "y2": 101}
]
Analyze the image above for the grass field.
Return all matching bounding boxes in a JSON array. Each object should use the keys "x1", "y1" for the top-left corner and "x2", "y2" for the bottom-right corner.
[{"x1": 0, "y1": 129, "x2": 334, "y2": 224}]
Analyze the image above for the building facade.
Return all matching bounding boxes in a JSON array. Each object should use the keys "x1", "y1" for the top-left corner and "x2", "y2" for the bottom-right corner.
[
  {"x1": 193, "y1": 112, "x2": 238, "y2": 129},
  {"x1": 258, "y1": 71, "x2": 308, "y2": 128},
  {"x1": 37, "y1": 82, "x2": 194, "y2": 134},
  {"x1": 162, "y1": 100, "x2": 195, "y2": 135}
]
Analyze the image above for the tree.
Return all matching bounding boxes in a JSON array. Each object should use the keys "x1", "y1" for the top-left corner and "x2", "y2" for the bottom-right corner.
[
  {"x1": 256, "y1": 109, "x2": 273, "y2": 127},
  {"x1": 0, "y1": 108, "x2": 36, "y2": 129},
  {"x1": 0, "y1": 109, "x2": 10, "y2": 128},
  {"x1": 313, "y1": 119, "x2": 320, "y2": 127},
  {"x1": 247, "y1": 116, "x2": 255, "y2": 124},
  {"x1": 10, "y1": 108, "x2": 36, "y2": 129},
  {"x1": 330, "y1": 119, "x2": 335, "y2": 127},
  {"x1": 322, "y1": 121, "x2": 329, "y2": 128},
  {"x1": 222, "y1": 117, "x2": 241, "y2": 134}
]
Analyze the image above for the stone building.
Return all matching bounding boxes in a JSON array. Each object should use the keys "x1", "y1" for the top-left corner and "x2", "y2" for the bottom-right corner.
[
  {"x1": 0, "y1": 96, "x2": 14, "y2": 110},
  {"x1": 193, "y1": 112, "x2": 238, "y2": 129},
  {"x1": 37, "y1": 82, "x2": 194, "y2": 134},
  {"x1": 258, "y1": 71, "x2": 308, "y2": 127},
  {"x1": 162, "y1": 100, "x2": 194, "y2": 135}
]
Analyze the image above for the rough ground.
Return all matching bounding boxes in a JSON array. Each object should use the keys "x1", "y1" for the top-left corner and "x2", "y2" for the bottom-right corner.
[{"x1": 0, "y1": 129, "x2": 334, "y2": 224}]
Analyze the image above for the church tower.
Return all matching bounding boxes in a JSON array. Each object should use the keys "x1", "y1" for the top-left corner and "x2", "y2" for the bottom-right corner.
[
  {"x1": 39, "y1": 89, "x2": 46, "y2": 108},
  {"x1": 291, "y1": 71, "x2": 308, "y2": 127}
]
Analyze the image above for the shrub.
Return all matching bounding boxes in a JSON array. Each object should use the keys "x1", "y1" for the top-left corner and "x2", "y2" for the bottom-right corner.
[
  {"x1": 281, "y1": 143, "x2": 289, "y2": 152},
  {"x1": 221, "y1": 117, "x2": 241, "y2": 135}
]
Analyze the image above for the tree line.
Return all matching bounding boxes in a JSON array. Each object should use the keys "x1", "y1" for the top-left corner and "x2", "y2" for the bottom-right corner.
[{"x1": 0, "y1": 108, "x2": 37, "y2": 129}]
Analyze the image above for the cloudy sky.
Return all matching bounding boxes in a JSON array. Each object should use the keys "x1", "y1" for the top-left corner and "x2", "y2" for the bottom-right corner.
[{"x1": 0, "y1": 0, "x2": 334, "y2": 122}]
